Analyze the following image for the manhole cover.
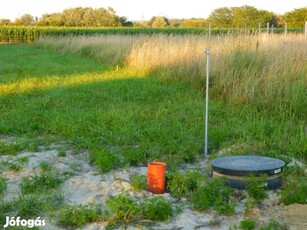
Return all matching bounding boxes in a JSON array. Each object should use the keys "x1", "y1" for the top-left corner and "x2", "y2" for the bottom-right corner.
[{"x1": 211, "y1": 156, "x2": 286, "y2": 189}]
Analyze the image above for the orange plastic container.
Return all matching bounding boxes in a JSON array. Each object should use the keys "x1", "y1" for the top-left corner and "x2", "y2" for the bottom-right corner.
[{"x1": 147, "y1": 162, "x2": 166, "y2": 194}]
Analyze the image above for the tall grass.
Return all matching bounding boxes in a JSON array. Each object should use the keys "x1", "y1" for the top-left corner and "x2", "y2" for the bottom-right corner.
[
  {"x1": 35, "y1": 35, "x2": 137, "y2": 66},
  {"x1": 36, "y1": 34, "x2": 307, "y2": 117}
]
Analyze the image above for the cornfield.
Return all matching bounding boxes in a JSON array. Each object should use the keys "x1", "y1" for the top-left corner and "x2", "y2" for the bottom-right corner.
[{"x1": 0, "y1": 26, "x2": 304, "y2": 43}]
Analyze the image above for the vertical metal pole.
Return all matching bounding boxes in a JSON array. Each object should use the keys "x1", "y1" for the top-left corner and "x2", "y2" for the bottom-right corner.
[
  {"x1": 267, "y1": 22, "x2": 269, "y2": 36},
  {"x1": 258, "y1": 23, "x2": 261, "y2": 35},
  {"x1": 285, "y1": 22, "x2": 287, "y2": 35},
  {"x1": 209, "y1": 23, "x2": 211, "y2": 38},
  {"x1": 305, "y1": 21, "x2": 307, "y2": 38},
  {"x1": 204, "y1": 48, "x2": 210, "y2": 156}
]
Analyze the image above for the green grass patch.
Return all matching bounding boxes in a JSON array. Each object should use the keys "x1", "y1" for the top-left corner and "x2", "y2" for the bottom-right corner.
[
  {"x1": 0, "y1": 176, "x2": 7, "y2": 196},
  {"x1": 190, "y1": 177, "x2": 236, "y2": 215},
  {"x1": 0, "y1": 42, "x2": 305, "y2": 172},
  {"x1": 166, "y1": 170, "x2": 203, "y2": 198},
  {"x1": 20, "y1": 173, "x2": 64, "y2": 194},
  {"x1": 240, "y1": 218, "x2": 256, "y2": 230},
  {"x1": 58, "y1": 203, "x2": 107, "y2": 228},
  {"x1": 130, "y1": 174, "x2": 147, "y2": 191}
]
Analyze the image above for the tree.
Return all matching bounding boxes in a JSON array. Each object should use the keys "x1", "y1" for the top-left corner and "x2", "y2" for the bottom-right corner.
[
  {"x1": 14, "y1": 14, "x2": 36, "y2": 26},
  {"x1": 208, "y1": 7, "x2": 235, "y2": 28},
  {"x1": 233, "y1": 5, "x2": 261, "y2": 28},
  {"x1": 63, "y1": 7, "x2": 85, "y2": 26},
  {"x1": 119, "y1": 16, "x2": 133, "y2": 27},
  {"x1": 149, "y1": 16, "x2": 169, "y2": 28},
  {"x1": 283, "y1": 7, "x2": 307, "y2": 28},
  {"x1": 179, "y1": 19, "x2": 207, "y2": 28},
  {"x1": 38, "y1": 13, "x2": 64, "y2": 26},
  {"x1": 0, "y1": 19, "x2": 11, "y2": 26}
]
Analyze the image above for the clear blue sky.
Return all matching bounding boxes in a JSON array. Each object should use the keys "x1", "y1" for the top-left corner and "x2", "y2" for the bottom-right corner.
[{"x1": 0, "y1": 0, "x2": 306, "y2": 21}]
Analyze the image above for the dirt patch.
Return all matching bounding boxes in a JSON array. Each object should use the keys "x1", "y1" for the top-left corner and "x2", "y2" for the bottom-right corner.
[
  {"x1": 261, "y1": 204, "x2": 307, "y2": 230},
  {"x1": 1, "y1": 144, "x2": 306, "y2": 229}
]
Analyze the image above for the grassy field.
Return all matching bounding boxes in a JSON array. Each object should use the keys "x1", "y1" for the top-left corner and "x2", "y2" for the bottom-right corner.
[
  {"x1": 1, "y1": 34, "x2": 305, "y2": 167},
  {"x1": 0, "y1": 34, "x2": 306, "y2": 228}
]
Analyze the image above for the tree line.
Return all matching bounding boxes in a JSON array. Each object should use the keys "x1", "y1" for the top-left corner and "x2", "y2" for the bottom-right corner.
[{"x1": 0, "y1": 6, "x2": 306, "y2": 28}]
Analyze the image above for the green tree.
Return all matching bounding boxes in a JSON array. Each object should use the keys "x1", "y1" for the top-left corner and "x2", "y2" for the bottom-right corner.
[
  {"x1": 233, "y1": 5, "x2": 260, "y2": 28},
  {"x1": 14, "y1": 14, "x2": 36, "y2": 26},
  {"x1": 283, "y1": 7, "x2": 307, "y2": 28},
  {"x1": 208, "y1": 7, "x2": 235, "y2": 28},
  {"x1": 38, "y1": 13, "x2": 64, "y2": 26},
  {"x1": 149, "y1": 16, "x2": 169, "y2": 27},
  {"x1": 94, "y1": 7, "x2": 121, "y2": 27},
  {"x1": 119, "y1": 16, "x2": 133, "y2": 27}
]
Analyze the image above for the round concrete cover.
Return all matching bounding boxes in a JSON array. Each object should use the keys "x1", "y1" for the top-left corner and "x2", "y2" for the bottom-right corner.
[{"x1": 211, "y1": 155, "x2": 285, "y2": 176}]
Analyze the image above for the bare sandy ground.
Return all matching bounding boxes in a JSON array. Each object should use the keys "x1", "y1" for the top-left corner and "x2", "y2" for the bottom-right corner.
[{"x1": 1, "y1": 145, "x2": 306, "y2": 229}]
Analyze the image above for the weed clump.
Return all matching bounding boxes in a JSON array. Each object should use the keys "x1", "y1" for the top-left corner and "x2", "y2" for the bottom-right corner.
[
  {"x1": 240, "y1": 218, "x2": 256, "y2": 230},
  {"x1": 107, "y1": 194, "x2": 141, "y2": 224},
  {"x1": 130, "y1": 174, "x2": 147, "y2": 191},
  {"x1": 280, "y1": 165, "x2": 307, "y2": 205},
  {"x1": 91, "y1": 149, "x2": 120, "y2": 173},
  {"x1": 190, "y1": 177, "x2": 235, "y2": 214},
  {"x1": 20, "y1": 173, "x2": 64, "y2": 194},
  {"x1": 260, "y1": 219, "x2": 287, "y2": 230},
  {"x1": 245, "y1": 174, "x2": 268, "y2": 203},
  {"x1": 280, "y1": 180, "x2": 307, "y2": 204},
  {"x1": 167, "y1": 170, "x2": 203, "y2": 198},
  {"x1": 0, "y1": 176, "x2": 7, "y2": 196},
  {"x1": 58, "y1": 204, "x2": 107, "y2": 227},
  {"x1": 140, "y1": 196, "x2": 176, "y2": 221}
]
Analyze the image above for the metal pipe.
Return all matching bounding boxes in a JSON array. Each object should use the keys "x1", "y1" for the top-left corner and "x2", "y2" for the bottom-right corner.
[{"x1": 205, "y1": 48, "x2": 210, "y2": 156}]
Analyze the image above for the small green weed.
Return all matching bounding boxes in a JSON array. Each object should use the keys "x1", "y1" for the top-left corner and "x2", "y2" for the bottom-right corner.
[
  {"x1": 167, "y1": 170, "x2": 203, "y2": 198},
  {"x1": 16, "y1": 194, "x2": 45, "y2": 218},
  {"x1": 244, "y1": 197, "x2": 257, "y2": 215},
  {"x1": 280, "y1": 179, "x2": 307, "y2": 205},
  {"x1": 39, "y1": 161, "x2": 53, "y2": 172},
  {"x1": 240, "y1": 218, "x2": 256, "y2": 230},
  {"x1": 57, "y1": 148, "x2": 66, "y2": 157},
  {"x1": 0, "y1": 142, "x2": 22, "y2": 155},
  {"x1": 0, "y1": 176, "x2": 7, "y2": 196},
  {"x1": 245, "y1": 174, "x2": 268, "y2": 203},
  {"x1": 190, "y1": 177, "x2": 235, "y2": 215},
  {"x1": 260, "y1": 219, "x2": 287, "y2": 230},
  {"x1": 0, "y1": 200, "x2": 16, "y2": 226},
  {"x1": 91, "y1": 149, "x2": 120, "y2": 173},
  {"x1": 6, "y1": 156, "x2": 29, "y2": 172},
  {"x1": 140, "y1": 196, "x2": 176, "y2": 221},
  {"x1": 130, "y1": 174, "x2": 147, "y2": 191},
  {"x1": 107, "y1": 194, "x2": 141, "y2": 224},
  {"x1": 20, "y1": 173, "x2": 63, "y2": 194},
  {"x1": 58, "y1": 203, "x2": 107, "y2": 227}
]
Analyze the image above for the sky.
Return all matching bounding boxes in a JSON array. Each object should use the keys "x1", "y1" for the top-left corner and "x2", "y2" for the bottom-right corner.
[{"x1": 0, "y1": 0, "x2": 306, "y2": 21}]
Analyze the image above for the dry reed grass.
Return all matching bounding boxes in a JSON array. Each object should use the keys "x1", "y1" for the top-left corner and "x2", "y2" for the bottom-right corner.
[{"x1": 35, "y1": 33, "x2": 306, "y2": 116}]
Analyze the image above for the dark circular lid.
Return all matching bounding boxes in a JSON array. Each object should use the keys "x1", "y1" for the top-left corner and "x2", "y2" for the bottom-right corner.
[{"x1": 211, "y1": 155, "x2": 285, "y2": 176}]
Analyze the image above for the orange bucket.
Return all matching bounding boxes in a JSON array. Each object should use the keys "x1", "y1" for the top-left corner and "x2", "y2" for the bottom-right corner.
[{"x1": 147, "y1": 162, "x2": 166, "y2": 194}]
